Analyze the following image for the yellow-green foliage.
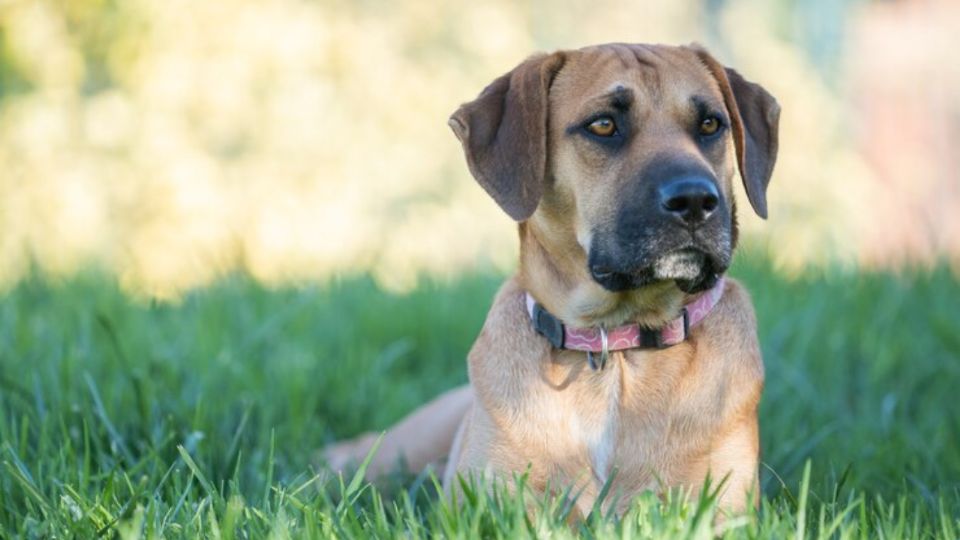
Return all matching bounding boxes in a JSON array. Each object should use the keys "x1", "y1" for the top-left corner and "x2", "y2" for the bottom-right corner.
[{"x1": 0, "y1": 0, "x2": 950, "y2": 298}]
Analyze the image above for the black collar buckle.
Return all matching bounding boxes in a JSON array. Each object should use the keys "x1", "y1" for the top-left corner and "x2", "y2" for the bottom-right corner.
[
  {"x1": 532, "y1": 302, "x2": 565, "y2": 349},
  {"x1": 639, "y1": 308, "x2": 689, "y2": 349}
]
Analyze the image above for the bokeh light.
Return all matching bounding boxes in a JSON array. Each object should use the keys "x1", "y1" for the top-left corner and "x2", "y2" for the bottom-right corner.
[{"x1": 0, "y1": 0, "x2": 957, "y2": 298}]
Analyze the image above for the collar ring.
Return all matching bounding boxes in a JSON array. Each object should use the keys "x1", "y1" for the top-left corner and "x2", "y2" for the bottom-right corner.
[{"x1": 587, "y1": 324, "x2": 609, "y2": 371}]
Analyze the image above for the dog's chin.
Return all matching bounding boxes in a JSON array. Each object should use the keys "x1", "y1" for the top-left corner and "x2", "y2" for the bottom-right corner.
[
  {"x1": 652, "y1": 249, "x2": 705, "y2": 282},
  {"x1": 591, "y1": 249, "x2": 724, "y2": 294},
  {"x1": 652, "y1": 249, "x2": 723, "y2": 294}
]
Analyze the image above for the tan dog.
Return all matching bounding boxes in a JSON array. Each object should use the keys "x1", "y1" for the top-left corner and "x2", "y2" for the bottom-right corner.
[{"x1": 325, "y1": 42, "x2": 779, "y2": 515}]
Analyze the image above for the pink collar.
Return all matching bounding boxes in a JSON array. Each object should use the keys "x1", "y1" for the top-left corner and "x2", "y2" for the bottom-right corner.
[{"x1": 525, "y1": 277, "x2": 725, "y2": 369}]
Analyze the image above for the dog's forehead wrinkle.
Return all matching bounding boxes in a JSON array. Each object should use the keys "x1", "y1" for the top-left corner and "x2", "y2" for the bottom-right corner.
[
  {"x1": 629, "y1": 44, "x2": 660, "y2": 67},
  {"x1": 630, "y1": 46, "x2": 664, "y2": 100},
  {"x1": 564, "y1": 46, "x2": 671, "y2": 108},
  {"x1": 611, "y1": 44, "x2": 636, "y2": 69},
  {"x1": 573, "y1": 49, "x2": 624, "y2": 85}
]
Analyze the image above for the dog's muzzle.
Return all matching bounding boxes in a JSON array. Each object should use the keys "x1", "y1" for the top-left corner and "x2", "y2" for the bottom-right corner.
[{"x1": 588, "y1": 166, "x2": 732, "y2": 294}]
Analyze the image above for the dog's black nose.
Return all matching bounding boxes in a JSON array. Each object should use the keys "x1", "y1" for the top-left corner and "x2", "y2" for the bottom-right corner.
[{"x1": 658, "y1": 176, "x2": 720, "y2": 225}]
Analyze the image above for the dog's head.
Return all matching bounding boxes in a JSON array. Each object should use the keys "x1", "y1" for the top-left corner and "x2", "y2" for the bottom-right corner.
[{"x1": 450, "y1": 44, "x2": 779, "y2": 318}]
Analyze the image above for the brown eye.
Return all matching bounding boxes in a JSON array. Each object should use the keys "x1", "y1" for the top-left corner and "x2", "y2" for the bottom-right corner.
[
  {"x1": 699, "y1": 116, "x2": 721, "y2": 136},
  {"x1": 586, "y1": 117, "x2": 617, "y2": 137}
]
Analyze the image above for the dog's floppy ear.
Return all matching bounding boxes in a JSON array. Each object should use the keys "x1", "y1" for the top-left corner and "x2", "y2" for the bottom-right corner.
[
  {"x1": 694, "y1": 48, "x2": 780, "y2": 219},
  {"x1": 448, "y1": 52, "x2": 566, "y2": 221}
]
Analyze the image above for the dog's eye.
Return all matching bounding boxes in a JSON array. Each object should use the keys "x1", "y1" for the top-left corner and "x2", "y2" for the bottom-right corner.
[
  {"x1": 699, "y1": 116, "x2": 722, "y2": 136},
  {"x1": 586, "y1": 117, "x2": 617, "y2": 137}
]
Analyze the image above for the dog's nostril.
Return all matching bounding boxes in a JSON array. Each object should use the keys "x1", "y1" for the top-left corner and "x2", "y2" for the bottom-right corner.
[
  {"x1": 663, "y1": 197, "x2": 689, "y2": 213},
  {"x1": 702, "y1": 195, "x2": 718, "y2": 212}
]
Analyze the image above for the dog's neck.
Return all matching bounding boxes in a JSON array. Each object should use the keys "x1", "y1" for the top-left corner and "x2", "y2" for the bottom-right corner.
[{"x1": 517, "y1": 220, "x2": 689, "y2": 330}]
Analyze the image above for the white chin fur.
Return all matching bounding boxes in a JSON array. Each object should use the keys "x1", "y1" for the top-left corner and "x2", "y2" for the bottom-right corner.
[{"x1": 652, "y1": 251, "x2": 705, "y2": 281}]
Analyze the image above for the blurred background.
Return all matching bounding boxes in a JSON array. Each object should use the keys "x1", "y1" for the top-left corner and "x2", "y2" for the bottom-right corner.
[{"x1": 0, "y1": 0, "x2": 957, "y2": 298}]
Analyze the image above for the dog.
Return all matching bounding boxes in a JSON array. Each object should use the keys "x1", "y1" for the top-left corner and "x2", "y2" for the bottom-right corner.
[{"x1": 325, "y1": 42, "x2": 779, "y2": 516}]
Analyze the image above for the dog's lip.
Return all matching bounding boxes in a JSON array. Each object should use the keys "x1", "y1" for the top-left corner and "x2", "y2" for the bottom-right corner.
[
  {"x1": 644, "y1": 245, "x2": 713, "y2": 272},
  {"x1": 664, "y1": 246, "x2": 706, "y2": 258},
  {"x1": 588, "y1": 245, "x2": 725, "y2": 292},
  {"x1": 589, "y1": 267, "x2": 616, "y2": 280}
]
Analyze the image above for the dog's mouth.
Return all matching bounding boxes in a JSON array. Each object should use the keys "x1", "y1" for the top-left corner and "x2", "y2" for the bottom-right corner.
[
  {"x1": 654, "y1": 248, "x2": 723, "y2": 293},
  {"x1": 589, "y1": 247, "x2": 724, "y2": 294},
  {"x1": 652, "y1": 249, "x2": 705, "y2": 281}
]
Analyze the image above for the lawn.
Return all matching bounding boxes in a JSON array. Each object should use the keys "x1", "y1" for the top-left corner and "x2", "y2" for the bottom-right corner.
[{"x1": 1, "y1": 254, "x2": 958, "y2": 538}]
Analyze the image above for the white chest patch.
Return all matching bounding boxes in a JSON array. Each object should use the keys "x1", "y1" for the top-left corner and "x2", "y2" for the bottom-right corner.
[
  {"x1": 584, "y1": 363, "x2": 622, "y2": 486},
  {"x1": 589, "y1": 414, "x2": 618, "y2": 485}
]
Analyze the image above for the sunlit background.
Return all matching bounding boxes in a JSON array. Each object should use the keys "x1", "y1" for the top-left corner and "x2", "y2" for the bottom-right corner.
[{"x1": 1, "y1": 0, "x2": 958, "y2": 298}]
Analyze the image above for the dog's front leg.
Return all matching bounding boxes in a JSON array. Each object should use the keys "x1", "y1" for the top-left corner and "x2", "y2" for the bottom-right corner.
[{"x1": 702, "y1": 414, "x2": 761, "y2": 514}]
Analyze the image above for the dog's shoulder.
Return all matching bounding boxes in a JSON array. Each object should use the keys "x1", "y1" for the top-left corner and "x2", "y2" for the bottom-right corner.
[
  {"x1": 715, "y1": 278, "x2": 759, "y2": 330},
  {"x1": 698, "y1": 276, "x2": 765, "y2": 414},
  {"x1": 466, "y1": 277, "x2": 549, "y2": 400},
  {"x1": 474, "y1": 276, "x2": 539, "y2": 345}
]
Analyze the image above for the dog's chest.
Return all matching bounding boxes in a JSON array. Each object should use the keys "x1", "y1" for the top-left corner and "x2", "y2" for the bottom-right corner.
[
  {"x1": 524, "y1": 348, "x2": 712, "y2": 488},
  {"x1": 558, "y1": 359, "x2": 623, "y2": 485}
]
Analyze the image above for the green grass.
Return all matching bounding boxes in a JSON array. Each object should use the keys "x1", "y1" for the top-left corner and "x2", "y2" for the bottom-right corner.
[{"x1": 1, "y1": 254, "x2": 958, "y2": 538}]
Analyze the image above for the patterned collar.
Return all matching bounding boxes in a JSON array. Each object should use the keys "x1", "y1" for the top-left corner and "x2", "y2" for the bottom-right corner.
[{"x1": 525, "y1": 277, "x2": 726, "y2": 370}]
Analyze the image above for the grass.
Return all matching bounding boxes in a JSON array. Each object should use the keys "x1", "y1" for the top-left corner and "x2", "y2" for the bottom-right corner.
[{"x1": 0, "y1": 253, "x2": 958, "y2": 538}]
